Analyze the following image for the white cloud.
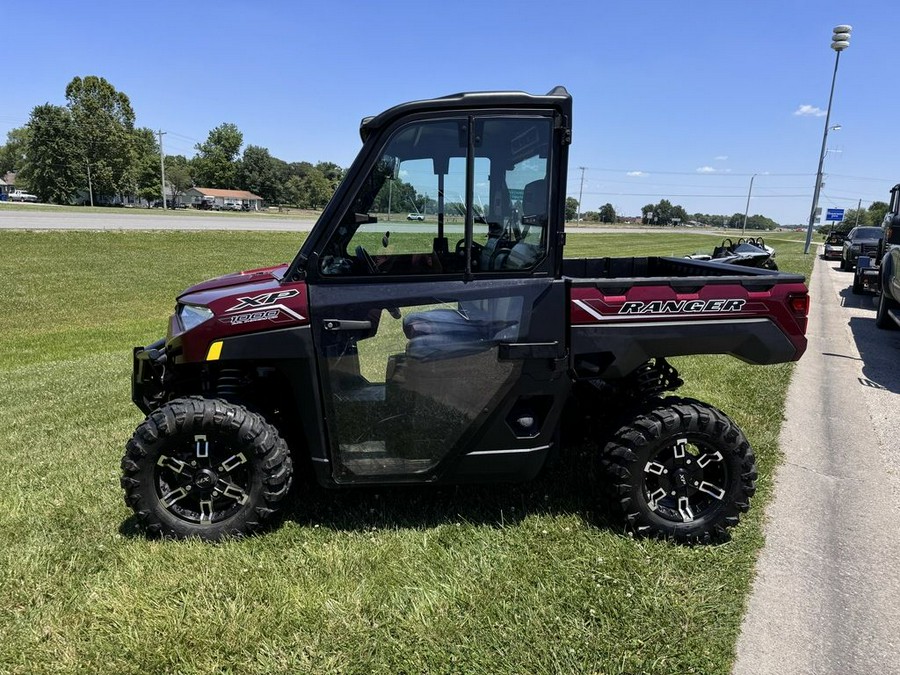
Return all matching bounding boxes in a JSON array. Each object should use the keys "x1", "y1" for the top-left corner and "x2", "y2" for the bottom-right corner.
[
  {"x1": 696, "y1": 166, "x2": 716, "y2": 173},
  {"x1": 714, "y1": 155, "x2": 728, "y2": 161},
  {"x1": 794, "y1": 104, "x2": 826, "y2": 117},
  {"x1": 626, "y1": 171, "x2": 646, "y2": 177}
]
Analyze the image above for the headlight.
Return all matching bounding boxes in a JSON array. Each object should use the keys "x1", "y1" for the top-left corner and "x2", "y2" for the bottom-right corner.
[
  {"x1": 850, "y1": 244, "x2": 860, "y2": 252},
  {"x1": 179, "y1": 303, "x2": 214, "y2": 331}
]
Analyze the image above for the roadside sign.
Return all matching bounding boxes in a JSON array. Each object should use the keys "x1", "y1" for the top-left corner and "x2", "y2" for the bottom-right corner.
[
  {"x1": 826, "y1": 208, "x2": 844, "y2": 222},
  {"x1": 508, "y1": 188, "x2": 524, "y2": 202}
]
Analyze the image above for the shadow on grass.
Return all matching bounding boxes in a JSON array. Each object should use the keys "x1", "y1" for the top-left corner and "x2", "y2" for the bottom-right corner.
[
  {"x1": 118, "y1": 444, "x2": 620, "y2": 539},
  {"x1": 284, "y1": 448, "x2": 610, "y2": 534}
]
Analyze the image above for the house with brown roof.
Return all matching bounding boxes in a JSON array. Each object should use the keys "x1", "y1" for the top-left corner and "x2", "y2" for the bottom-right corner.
[
  {"x1": 182, "y1": 187, "x2": 264, "y2": 211},
  {"x1": 0, "y1": 172, "x2": 16, "y2": 199}
]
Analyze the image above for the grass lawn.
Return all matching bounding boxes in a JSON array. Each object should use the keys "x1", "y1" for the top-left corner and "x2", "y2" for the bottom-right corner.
[{"x1": 0, "y1": 229, "x2": 812, "y2": 674}]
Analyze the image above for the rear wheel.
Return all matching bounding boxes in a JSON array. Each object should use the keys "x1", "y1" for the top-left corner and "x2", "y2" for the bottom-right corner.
[
  {"x1": 599, "y1": 397, "x2": 756, "y2": 544},
  {"x1": 121, "y1": 397, "x2": 293, "y2": 541},
  {"x1": 875, "y1": 288, "x2": 899, "y2": 330}
]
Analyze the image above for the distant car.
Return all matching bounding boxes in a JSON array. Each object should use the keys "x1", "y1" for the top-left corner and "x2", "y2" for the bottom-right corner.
[
  {"x1": 406, "y1": 213, "x2": 424, "y2": 221},
  {"x1": 9, "y1": 189, "x2": 38, "y2": 203},
  {"x1": 841, "y1": 226, "x2": 883, "y2": 271},
  {"x1": 823, "y1": 231, "x2": 846, "y2": 260}
]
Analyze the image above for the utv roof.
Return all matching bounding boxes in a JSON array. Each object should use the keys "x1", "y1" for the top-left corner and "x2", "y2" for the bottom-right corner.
[{"x1": 360, "y1": 86, "x2": 572, "y2": 142}]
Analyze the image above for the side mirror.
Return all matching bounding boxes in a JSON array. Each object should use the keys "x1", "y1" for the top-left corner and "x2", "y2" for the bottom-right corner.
[{"x1": 889, "y1": 214, "x2": 900, "y2": 244}]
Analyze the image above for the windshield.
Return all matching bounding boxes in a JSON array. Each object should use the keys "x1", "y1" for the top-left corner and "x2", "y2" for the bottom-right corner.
[{"x1": 854, "y1": 227, "x2": 883, "y2": 239}]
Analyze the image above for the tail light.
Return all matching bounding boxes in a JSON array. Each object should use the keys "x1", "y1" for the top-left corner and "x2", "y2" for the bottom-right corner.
[{"x1": 788, "y1": 293, "x2": 810, "y2": 317}]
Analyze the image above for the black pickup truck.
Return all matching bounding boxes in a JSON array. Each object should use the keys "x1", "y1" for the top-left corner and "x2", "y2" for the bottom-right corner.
[
  {"x1": 854, "y1": 183, "x2": 900, "y2": 328},
  {"x1": 123, "y1": 87, "x2": 809, "y2": 543}
]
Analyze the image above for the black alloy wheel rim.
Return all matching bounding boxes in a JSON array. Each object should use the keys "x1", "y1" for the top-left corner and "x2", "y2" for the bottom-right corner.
[
  {"x1": 641, "y1": 436, "x2": 730, "y2": 523},
  {"x1": 154, "y1": 433, "x2": 252, "y2": 525}
]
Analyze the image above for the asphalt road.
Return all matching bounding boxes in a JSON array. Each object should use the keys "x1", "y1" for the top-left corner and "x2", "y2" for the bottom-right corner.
[
  {"x1": 733, "y1": 251, "x2": 900, "y2": 674},
  {"x1": 0, "y1": 208, "x2": 319, "y2": 231},
  {"x1": 0, "y1": 207, "x2": 724, "y2": 236}
]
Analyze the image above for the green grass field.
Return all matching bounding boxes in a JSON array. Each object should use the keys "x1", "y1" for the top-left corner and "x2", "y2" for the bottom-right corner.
[{"x1": 0, "y1": 229, "x2": 812, "y2": 674}]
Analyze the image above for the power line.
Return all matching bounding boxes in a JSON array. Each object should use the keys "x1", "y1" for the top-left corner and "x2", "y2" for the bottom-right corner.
[
  {"x1": 571, "y1": 191, "x2": 810, "y2": 198},
  {"x1": 576, "y1": 166, "x2": 816, "y2": 177}
]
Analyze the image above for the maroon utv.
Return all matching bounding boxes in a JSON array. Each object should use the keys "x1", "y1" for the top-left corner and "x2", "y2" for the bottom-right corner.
[{"x1": 123, "y1": 87, "x2": 809, "y2": 542}]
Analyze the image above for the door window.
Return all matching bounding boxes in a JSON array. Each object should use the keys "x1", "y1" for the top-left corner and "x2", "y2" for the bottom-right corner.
[{"x1": 319, "y1": 116, "x2": 553, "y2": 277}]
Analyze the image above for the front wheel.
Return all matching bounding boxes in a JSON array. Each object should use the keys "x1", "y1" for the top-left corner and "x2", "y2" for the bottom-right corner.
[
  {"x1": 599, "y1": 397, "x2": 757, "y2": 544},
  {"x1": 121, "y1": 397, "x2": 293, "y2": 541}
]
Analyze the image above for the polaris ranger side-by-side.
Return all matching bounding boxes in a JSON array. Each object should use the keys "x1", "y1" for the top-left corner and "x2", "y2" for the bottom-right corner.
[{"x1": 123, "y1": 87, "x2": 809, "y2": 543}]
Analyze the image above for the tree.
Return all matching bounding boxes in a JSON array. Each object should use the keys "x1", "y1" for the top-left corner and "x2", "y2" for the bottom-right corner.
[
  {"x1": 315, "y1": 161, "x2": 345, "y2": 192},
  {"x1": 240, "y1": 145, "x2": 278, "y2": 203},
  {"x1": 868, "y1": 201, "x2": 890, "y2": 227},
  {"x1": 132, "y1": 127, "x2": 162, "y2": 206},
  {"x1": 65, "y1": 75, "x2": 137, "y2": 200},
  {"x1": 565, "y1": 197, "x2": 579, "y2": 221},
  {"x1": 654, "y1": 199, "x2": 674, "y2": 225},
  {"x1": 284, "y1": 175, "x2": 305, "y2": 207},
  {"x1": 837, "y1": 208, "x2": 868, "y2": 230},
  {"x1": 193, "y1": 123, "x2": 243, "y2": 188},
  {"x1": 372, "y1": 176, "x2": 416, "y2": 214},
  {"x1": 18, "y1": 104, "x2": 80, "y2": 204},
  {"x1": 598, "y1": 203, "x2": 616, "y2": 223},
  {"x1": 165, "y1": 155, "x2": 193, "y2": 204},
  {"x1": 0, "y1": 127, "x2": 30, "y2": 174}
]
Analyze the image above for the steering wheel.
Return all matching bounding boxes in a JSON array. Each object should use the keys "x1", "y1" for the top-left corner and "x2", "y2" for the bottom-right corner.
[
  {"x1": 355, "y1": 245, "x2": 378, "y2": 274},
  {"x1": 455, "y1": 239, "x2": 484, "y2": 271}
]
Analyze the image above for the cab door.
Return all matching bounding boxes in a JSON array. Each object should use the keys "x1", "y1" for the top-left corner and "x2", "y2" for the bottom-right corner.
[{"x1": 305, "y1": 113, "x2": 569, "y2": 483}]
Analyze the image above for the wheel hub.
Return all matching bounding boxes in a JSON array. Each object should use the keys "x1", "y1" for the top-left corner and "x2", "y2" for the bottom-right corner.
[{"x1": 192, "y1": 468, "x2": 218, "y2": 491}]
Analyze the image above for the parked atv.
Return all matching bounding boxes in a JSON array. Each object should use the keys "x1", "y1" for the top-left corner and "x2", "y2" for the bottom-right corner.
[{"x1": 686, "y1": 237, "x2": 777, "y2": 270}]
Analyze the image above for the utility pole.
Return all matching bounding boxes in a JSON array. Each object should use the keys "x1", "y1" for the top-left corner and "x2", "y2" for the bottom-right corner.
[
  {"x1": 855, "y1": 197, "x2": 861, "y2": 227},
  {"x1": 577, "y1": 166, "x2": 586, "y2": 223},
  {"x1": 157, "y1": 130, "x2": 167, "y2": 208},
  {"x1": 86, "y1": 162, "x2": 94, "y2": 207},
  {"x1": 742, "y1": 174, "x2": 757, "y2": 236}
]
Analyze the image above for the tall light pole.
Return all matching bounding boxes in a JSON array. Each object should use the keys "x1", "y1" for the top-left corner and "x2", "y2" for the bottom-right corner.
[
  {"x1": 157, "y1": 130, "x2": 167, "y2": 209},
  {"x1": 742, "y1": 174, "x2": 757, "y2": 236},
  {"x1": 577, "y1": 166, "x2": 586, "y2": 223},
  {"x1": 804, "y1": 24, "x2": 852, "y2": 254}
]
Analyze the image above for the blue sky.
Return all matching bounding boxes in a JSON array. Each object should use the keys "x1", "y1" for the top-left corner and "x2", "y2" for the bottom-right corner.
[{"x1": 4, "y1": 1, "x2": 896, "y2": 224}]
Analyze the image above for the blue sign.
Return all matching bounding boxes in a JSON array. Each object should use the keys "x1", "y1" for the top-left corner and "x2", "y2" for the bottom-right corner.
[{"x1": 826, "y1": 208, "x2": 844, "y2": 222}]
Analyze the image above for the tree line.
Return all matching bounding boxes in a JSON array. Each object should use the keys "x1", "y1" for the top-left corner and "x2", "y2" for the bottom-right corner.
[{"x1": 0, "y1": 75, "x2": 345, "y2": 208}]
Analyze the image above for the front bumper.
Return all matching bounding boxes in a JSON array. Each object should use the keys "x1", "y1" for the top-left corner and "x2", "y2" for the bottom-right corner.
[{"x1": 132, "y1": 338, "x2": 167, "y2": 414}]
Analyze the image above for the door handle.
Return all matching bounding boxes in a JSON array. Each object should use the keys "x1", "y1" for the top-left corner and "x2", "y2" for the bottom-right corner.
[{"x1": 322, "y1": 319, "x2": 373, "y2": 331}]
